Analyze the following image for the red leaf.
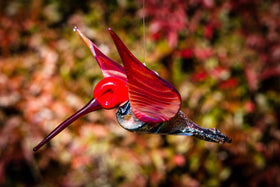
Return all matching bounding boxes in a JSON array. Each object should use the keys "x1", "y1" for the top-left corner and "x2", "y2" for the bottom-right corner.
[
  {"x1": 191, "y1": 71, "x2": 208, "y2": 82},
  {"x1": 177, "y1": 49, "x2": 194, "y2": 58},
  {"x1": 219, "y1": 78, "x2": 238, "y2": 89}
]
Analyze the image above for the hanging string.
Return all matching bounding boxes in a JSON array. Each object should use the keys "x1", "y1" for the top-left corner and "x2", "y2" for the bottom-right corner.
[{"x1": 143, "y1": 0, "x2": 146, "y2": 63}]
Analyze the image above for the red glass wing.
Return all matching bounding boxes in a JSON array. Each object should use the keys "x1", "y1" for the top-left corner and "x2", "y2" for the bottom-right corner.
[
  {"x1": 74, "y1": 27, "x2": 127, "y2": 82},
  {"x1": 108, "y1": 28, "x2": 181, "y2": 123}
]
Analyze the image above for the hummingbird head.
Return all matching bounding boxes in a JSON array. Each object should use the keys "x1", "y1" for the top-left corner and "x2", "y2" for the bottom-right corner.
[
  {"x1": 94, "y1": 77, "x2": 128, "y2": 109},
  {"x1": 33, "y1": 77, "x2": 128, "y2": 151}
]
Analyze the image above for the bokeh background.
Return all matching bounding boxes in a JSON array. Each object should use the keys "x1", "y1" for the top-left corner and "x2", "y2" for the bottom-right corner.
[{"x1": 1, "y1": 0, "x2": 280, "y2": 186}]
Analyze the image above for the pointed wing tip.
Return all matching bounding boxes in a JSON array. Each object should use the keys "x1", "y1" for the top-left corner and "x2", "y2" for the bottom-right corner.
[
  {"x1": 108, "y1": 28, "x2": 116, "y2": 37},
  {"x1": 108, "y1": 28, "x2": 113, "y2": 34},
  {"x1": 74, "y1": 26, "x2": 97, "y2": 57},
  {"x1": 73, "y1": 25, "x2": 78, "y2": 32},
  {"x1": 73, "y1": 26, "x2": 82, "y2": 36}
]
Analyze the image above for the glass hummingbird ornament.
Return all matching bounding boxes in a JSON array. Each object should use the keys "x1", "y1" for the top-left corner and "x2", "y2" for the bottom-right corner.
[{"x1": 33, "y1": 27, "x2": 231, "y2": 151}]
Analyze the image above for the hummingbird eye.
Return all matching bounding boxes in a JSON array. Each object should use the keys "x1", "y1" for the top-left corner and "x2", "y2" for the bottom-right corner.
[{"x1": 94, "y1": 77, "x2": 128, "y2": 109}]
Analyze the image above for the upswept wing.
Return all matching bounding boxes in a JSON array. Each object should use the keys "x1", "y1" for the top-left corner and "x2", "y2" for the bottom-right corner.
[
  {"x1": 108, "y1": 28, "x2": 181, "y2": 123},
  {"x1": 74, "y1": 26, "x2": 127, "y2": 82}
]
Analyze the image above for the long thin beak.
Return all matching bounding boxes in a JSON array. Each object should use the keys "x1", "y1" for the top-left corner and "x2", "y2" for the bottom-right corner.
[{"x1": 33, "y1": 98, "x2": 102, "y2": 151}]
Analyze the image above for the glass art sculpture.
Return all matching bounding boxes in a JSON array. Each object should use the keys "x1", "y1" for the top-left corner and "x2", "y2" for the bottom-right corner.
[{"x1": 33, "y1": 27, "x2": 231, "y2": 151}]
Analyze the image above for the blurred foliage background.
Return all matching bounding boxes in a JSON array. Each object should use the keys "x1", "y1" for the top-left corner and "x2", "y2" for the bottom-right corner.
[{"x1": 1, "y1": 0, "x2": 280, "y2": 186}]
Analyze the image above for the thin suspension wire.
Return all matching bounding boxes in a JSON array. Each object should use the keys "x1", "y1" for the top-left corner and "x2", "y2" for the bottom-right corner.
[{"x1": 143, "y1": 0, "x2": 146, "y2": 63}]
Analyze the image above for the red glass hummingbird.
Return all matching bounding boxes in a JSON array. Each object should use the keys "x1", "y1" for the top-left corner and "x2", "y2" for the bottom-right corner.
[{"x1": 33, "y1": 27, "x2": 231, "y2": 151}]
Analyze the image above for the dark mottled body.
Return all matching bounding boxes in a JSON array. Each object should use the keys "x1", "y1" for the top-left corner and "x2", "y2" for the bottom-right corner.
[{"x1": 116, "y1": 102, "x2": 231, "y2": 144}]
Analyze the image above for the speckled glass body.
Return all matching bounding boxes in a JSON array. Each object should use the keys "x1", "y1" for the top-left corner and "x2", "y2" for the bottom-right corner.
[{"x1": 117, "y1": 101, "x2": 232, "y2": 144}]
